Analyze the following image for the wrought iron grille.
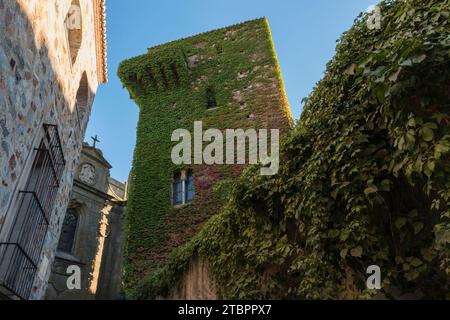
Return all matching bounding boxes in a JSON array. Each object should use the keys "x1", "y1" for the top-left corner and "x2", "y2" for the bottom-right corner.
[{"x1": 0, "y1": 124, "x2": 65, "y2": 300}]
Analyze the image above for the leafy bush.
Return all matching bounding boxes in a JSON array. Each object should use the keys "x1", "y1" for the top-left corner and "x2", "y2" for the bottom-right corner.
[{"x1": 132, "y1": 0, "x2": 450, "y2": 299}]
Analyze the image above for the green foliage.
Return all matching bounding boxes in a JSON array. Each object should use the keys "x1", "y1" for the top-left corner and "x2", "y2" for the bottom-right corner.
[
  {"x1": 118, "y1": 18, "x2": 293, "y2": 292},
  {"x1": 129, "y1": 237, "x2": 200, "y2": 300},
  {"x1": 132, "y1": 0, "x2": 450, "y2": 299}
]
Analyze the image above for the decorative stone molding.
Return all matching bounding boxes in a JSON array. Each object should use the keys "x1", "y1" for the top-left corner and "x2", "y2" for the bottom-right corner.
[{"x1": 93, "y1": 0, "x2": 107, "y2": 84}]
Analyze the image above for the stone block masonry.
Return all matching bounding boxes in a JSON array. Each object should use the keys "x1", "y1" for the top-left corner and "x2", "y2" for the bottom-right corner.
[{"x1": 0, "y1": 0, "x2": 106, "y2": 299}]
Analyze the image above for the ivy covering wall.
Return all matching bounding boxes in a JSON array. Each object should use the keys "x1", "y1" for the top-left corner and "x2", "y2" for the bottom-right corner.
[
  {"x1": 130, "y1": 0, "x2": 450, "y2": 299},
  {"x1": 118, "y1": 18, "x2": 293, "y2": 291}
]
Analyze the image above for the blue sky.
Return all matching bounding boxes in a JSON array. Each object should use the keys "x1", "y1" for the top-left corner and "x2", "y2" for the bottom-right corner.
[{"x1": 86, "y1": 0, "x2": 375, "y2": 182}]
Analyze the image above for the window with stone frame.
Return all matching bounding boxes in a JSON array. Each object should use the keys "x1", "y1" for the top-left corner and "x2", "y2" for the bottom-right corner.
[
  {"x1": 172, "y1": 170, "x2": 195, "y2": 206},
  {"x1": 57, "y1": 207, "x2": 79, "y2": 254}
]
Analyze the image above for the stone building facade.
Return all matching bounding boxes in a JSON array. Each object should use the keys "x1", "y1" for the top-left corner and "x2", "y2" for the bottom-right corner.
[
  {"x1": 45, "y1": 143, "x2": 126, "y2": 300},
  {"x1": 118, "y1": 18, "x2": 293, "y2": 292},
  {"x1": 0, "y1": 0, "x2": 107, "y2": 299}
]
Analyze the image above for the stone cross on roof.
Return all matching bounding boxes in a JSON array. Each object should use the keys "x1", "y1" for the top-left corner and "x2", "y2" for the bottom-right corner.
[{"x1": 91, "y1": 135, "x2": 100, "y2": 149}]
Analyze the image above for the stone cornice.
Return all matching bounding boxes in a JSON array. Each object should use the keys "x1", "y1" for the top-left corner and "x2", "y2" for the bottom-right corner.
[{"x1": 93, "y1": 0, "x2": 107, "y2": 84}]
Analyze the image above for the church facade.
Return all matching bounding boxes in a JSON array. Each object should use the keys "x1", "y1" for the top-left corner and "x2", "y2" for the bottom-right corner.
[
  {"x1": 46, "y1": 142, "x2": 127, "y2": 300},
  {"x1": 0, "y1": 0, "x2": 107, "y2": 299}
]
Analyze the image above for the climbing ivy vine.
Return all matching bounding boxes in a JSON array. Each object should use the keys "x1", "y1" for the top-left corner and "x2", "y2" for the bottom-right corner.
[
  {"x1": 130, "y1": 0, "x2": 450, "y2": 300},
  {"x1": 118, "y1": 18, "x2": 293, "y2": 292}
]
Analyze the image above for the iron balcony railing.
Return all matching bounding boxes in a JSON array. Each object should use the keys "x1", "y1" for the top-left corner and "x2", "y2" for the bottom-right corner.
[{"x1": 0, "y1": 124, "x2": 65, "y2": 300}]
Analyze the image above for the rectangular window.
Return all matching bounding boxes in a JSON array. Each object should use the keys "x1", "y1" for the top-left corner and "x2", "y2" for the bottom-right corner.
[
  {"x1": 0, "y1": 124, "x2": 65, "y2": 300},
  {"x1": 172, "y1": 171, "x2": 195, "y2": 206}
]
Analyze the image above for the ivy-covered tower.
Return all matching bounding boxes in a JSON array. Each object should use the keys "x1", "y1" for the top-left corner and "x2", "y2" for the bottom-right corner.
[{"x1": 118, "y1": 18, "x2": 293, "y2": 290}]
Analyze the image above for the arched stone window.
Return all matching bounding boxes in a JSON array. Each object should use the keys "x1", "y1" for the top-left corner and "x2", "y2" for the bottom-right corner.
[
  {"x1": 75, "y1": 72, "x2": 89, "y2": 129},
  {"x1": 57, "y1": 207, "x2": 79, "y2": 254},
  {"x1": 65, "y1": 0, "x2": 82, "y2": 65},
  {"x1": 172, "y1": 170, "x2": 195, "y2": 206}
]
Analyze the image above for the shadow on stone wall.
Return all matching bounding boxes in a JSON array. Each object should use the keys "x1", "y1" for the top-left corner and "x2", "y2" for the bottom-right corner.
[{"x1": 0, "y1": 0, "x2": 94, "y2": 300}]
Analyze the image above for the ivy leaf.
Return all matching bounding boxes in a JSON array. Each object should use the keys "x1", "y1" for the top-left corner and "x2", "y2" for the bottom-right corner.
[
  {"x1": 388, "y1": 67, "x2": 402, "y2": 82},
  {"x1": 405, "y1": 130, "x2": 416, "y2": 146},
  {"x1": 422, "y1": 127, "x2": 434, "y2": 142},
  {"x1": 431, "y1": 199, "x2": 440, "y2": 211},
  {"x1": 340, "y1": 248, "x2": 348, "y2": 259},
  {"x1": 405, "y1": 269, "x2": 420, "y2": 281},
  {"x1": 380, "y1": 179, "x2": 391, "y2": 192},
  {"x1": 435, "y1": 226, "x2": 450, "y2": 245},
  {"x1": 435, "y1": 142, "x2": 450, "y2": 157},
  {"x1": 414, "y1": 157, "x2": 424, "y2": 172},
  {"x1": 410, "y1": 258, "x2": 423, "y2": 267},
  {"x1": 340, "y1": 230, "x2": 350, "y2": 241},
  {"x1": 395, "y1": 217, "x2": 407, "y2": 229},
  {"x1": 424, "y1": 161, "x2": 435, "y2": 178},
  {"x1": 411, "y1": 54, "x2": 426, "y2": 64},
  {"x1": 350, "y1": 246, "x2": 363, "y2": 258},
  {"x1": 374, "y1": 85, "x2": 386, "y2": 103},
  {"x1": 421, "y1": 248, "x2": 434, "y2": 262},
  {"x1": 423, "y1": 122, "x2": 437, "y2": 130},
  {"x1": 400, "y1": 59, "x2": 413, "y2": 67},
  {"x1": 364, "y1": 186, "x2": 378, "y2": 195},
  {"x1": 407, "y1": 116, "x2": 416, "y2": 128}
]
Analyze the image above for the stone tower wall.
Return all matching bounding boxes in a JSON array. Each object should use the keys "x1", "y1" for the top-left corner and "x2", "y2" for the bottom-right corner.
[{"x1": 118, "y1": 17, "x2": 293, "y2": 290}]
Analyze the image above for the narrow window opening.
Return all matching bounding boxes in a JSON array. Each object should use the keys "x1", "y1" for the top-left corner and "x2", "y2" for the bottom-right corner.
[
  {"x1": 147, "y1": 68, "x2": 158, "y2": 91},
  {"x1": 57, "y1": 207, "x2": 79, "y2": 254},
  {"x1": 170, "y1": 63, "x2": 180, "y2": 85},
  {"x1": 159, "y1": 64, "x2": 169, "y2": 89},
  {"x1": 206, "y1": 86, "x2": 217, "y2": 109}
]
